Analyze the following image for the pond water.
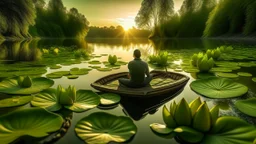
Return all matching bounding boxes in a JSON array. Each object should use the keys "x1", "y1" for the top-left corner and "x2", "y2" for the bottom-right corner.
[{"x1": 0, "y1": 38, "x2": 256, "y2": 144}]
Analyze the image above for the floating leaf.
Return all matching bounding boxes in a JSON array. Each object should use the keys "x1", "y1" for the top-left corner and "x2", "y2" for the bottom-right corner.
[
  {"x1": 190, "y1": 77, "x2": 248, "y2": 98},
  {"x1": 49, "y1": 71, "x2": 70, "y2": 76},
  {"x1": 97, "y1": 67, "x2": 112, "y2": 72},
  {"x1": 150, "y1": 123, "x2": 173, "y2": 134},
  {"x1": 70, "y1": 67, "x2": 79, "y2": 71},
  {"x1": 183, "y1": 68, "x2": 200, "y2": 73},
  {"x1": 237, "y1": 72, "x2": 252, "y2": 77},
  {"x1": 0, "y1": 95, "x2": 32, "y2": 108},
  {"x1": 46, "y1": 74, "x2": 62, "y2": 79},
  {"x1": 70, "y1": 70, "x2": 88, "y2": 75},
  {"x1": 235, "y1": 98, "x2": 256, "y2": 117},
  {"x1": 67, "y1": 75, "x2": 79, "y2": 79},
  {"x1": 252, "y1": 77, "x2": 256, "y2": 82},
  {"x1": 0, "y1": 77, "x2": 54, "y2": 95},
  {"x1": 75, "y1": 112, "x2": 137, "y2": 144},
  {"x1": 49, "y1": 65, "x2": 62, "y2": 69},
  {"x1": 88, "y1": 60, "x2": 101, "y2": 65},
  {"x1": 100, "y1": 93, "x2": 121, "y2": 105},
  {"x1": 216, "y1": 72, "x2": 239, "y2": 78},
  {"x1": 31, "y1": 89, "x2": 100, "y2": 112},
  {"x1": 203, "y1": 117, "x2": 256, "y2": 144},
  {"x1": 0, "y1": 108, "x2": 63, "y2": 144},
  {"x1": 210, "y1": 67, "x2": 233, "y2": 73}
]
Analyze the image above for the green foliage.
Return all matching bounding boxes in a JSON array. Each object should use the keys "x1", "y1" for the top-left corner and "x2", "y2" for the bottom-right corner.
[
  {"x1": 149, "y1": 52, "x2": 169, "y2": 66},
  {"x1": 30, "y1": 0, "x2": 89, "y2": 38},
  {"x1": 0, "y1": 0, "x2": 36, "y2": 39},
  {"x1": 74, "y1": 49, "x2": 89, "y2": 58},
  {"x1": 108, "y1": 55, "x2": 118, "y2": 65},
  {"x1": 190, "y1": 52, "x2": 214, "y2": 72},
  {"x1": 204, "y1": 0, "x2": 256, "y2": 37},
  {"x1": 150, "y1": 97, "x2": 256, "y2": 144}
]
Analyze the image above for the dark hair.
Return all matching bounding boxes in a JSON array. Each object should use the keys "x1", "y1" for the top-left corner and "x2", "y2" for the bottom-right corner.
[{"x1": 133, "y1": 49, "x2": 141, "y2": 58}]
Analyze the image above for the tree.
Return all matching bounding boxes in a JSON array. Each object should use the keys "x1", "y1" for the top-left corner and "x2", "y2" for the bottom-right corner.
[
  {"x1": 0, "y1": 0, "x2": 36, "y2": 39},
  {"x1": 135, "y1": 0, "x2": 174, "y2": 37}
]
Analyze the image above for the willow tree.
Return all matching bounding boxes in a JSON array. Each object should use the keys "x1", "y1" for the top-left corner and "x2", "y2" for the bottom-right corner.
[
  {"x1": 0, "y1": 0, "x2": 36, "y2": 39},
  {"x1": 135, "y1": 0, "x2": 174, "y2": 38}
]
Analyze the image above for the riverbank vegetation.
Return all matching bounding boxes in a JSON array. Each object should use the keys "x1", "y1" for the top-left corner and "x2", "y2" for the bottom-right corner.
[{"x1": 136, "y1": 0, "x2": 256, "y2": 38}]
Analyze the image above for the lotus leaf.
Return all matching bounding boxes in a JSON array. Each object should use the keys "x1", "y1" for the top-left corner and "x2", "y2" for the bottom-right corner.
[
  {"x1": 70, "y1": 67, "x2": 80, "y2": 71},
  {"x1": 88, "y1": 60, "x2": 101, "y2": 65},
  {"x1": 46, "y1": 74, "x2": 63, "y2": 79},
  {"x1": 80, "y1": 68, "x2": 92, "y2": 72},
  {"x1": 31, "y1": 88, "x2": 100, "y2": 112},
  {"x1": 0, "y1": 95, "x2": 32, "y2": 108},
  {"x1": 202, "y1": 117, "x2": 256, "y2": 144},
  {"x1": 70, "y1": 70, "x2": 88, "y2": 75},
  {"x1": 252, "y1": 77, "x2": 256, "y2": 82},
  {"x1": 210, "y1": 67, "x2": 233, "y2": 73},
  {"x1": 235, "y1": 98, "x2": 256, "y2": 117},
  {"x1": 0, "y1": 108, "x2": 63, "y2": 144},
  {"x1": 216, "y1": 72, "x2": 239, "y2": 78},
  {"x1": 75, "y1": 112, "x2": 137, "y2": 144},
  {"x1": 100, "y1": 93, "x2": 121, "y2": 105},
  {"x1": 197, "y1": 73, "x2": 215, "y2": 79},
  {"x1": 190, "y1": 77, "x2": 248, "y2": 98},
  {"x1": 150, "y1": 123, "x2": 173, "y2": 134},
  {"x1": 49, "y1": 65, "x2": 62, "y2": 69},
  {"x1": 89, "y1": 66, "x2": 101, "y2": 69},
  {"x1": 237, "y1": 72, "x2": 252, "y2": 77},
  {"x1": 49, "y1": 71, "x2": 70, "y2": 76},
  {"x1": 97, "y1": 67, "x2": 112, "y2": 72},
  {"x1": 67, "y1": 75, "x2": 79, "y2": 79},
  {"x1": 0, "y1": 77, "x2": 54, "y2": 95},
  {"x1": 183, "y1": 68, "x2": 200, "y2": 73}
]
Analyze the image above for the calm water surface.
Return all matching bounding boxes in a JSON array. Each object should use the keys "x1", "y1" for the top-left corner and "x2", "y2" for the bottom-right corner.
[{"x1": 0, "y1": 38, "x2": 256, "y2": 144}]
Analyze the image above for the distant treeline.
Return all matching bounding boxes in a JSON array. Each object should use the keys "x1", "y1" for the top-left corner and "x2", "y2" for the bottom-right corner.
[
  {"x1": 86, "y1": 26, "x2": 150, "y2": 38},
  {"x1": 0, "y1": 0, "x2": 89, "y2": 39},
  {"x1": 136, "y1": 0, "x2": 256, "y2": 38}
]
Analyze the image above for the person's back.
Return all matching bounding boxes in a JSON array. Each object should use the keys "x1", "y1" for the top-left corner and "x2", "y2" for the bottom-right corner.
[
  {"x1": 119, "y1": 49, "x2": 152, "y2": 88},
  {"x1": 128, "y1": 58, "x2": 149, "y2": 83}
]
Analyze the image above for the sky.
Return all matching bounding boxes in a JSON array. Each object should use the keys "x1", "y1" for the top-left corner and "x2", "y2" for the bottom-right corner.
[{"x1": 60, "y1": 0, "x2": 184, "y2": 29}]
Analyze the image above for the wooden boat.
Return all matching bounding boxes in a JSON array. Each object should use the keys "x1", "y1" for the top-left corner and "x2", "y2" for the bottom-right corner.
[{"x1": 91, "y1": 70, "x2": 190, "y2": 98}]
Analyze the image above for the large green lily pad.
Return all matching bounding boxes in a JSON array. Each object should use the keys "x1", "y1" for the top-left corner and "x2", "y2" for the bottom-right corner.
[
  {"x1": 0, "y1": 77, "x2": 54, "y2": 95},
  {"x1": 0, "y1": 95, "x2": 32, "y2": 108},
  {"x1": 235, "y1": 98, "x2": 256, "y2": 117},
  {"x1": 237, "y1": 72, "x2": 252, "y2": 77},
  {"x1": 190, "y1": 77, "x2": 248, "y2": 99},
  {"x1": 203, "y1": 116, "x2": 256, "y2": 144},
  {"x1": 0, "y1": 108, "x2": 63, "y2": 144},
  {"x1": 75, "y1": 112, "x2": 137, "y2": 144},
  {"x1": 100, "y1": 93, "x2": 121, "y2": 105},
  {"x1": 216, "y1": 72, "x2": 239, "y2": 78},
  {"x1": 31, "y1": 89, "x2": 101, "y2": 112}
]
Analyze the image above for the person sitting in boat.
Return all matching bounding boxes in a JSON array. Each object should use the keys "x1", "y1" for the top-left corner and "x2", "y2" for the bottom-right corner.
[{"x1": 119, "y1": 49, "x2": 152, "y2": 88}]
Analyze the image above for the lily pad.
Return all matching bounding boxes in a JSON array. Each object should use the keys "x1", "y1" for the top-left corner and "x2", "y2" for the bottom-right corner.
[
  {"x1": 0, "y1": 95, "x2": 32, "y2": 108},
  {"x1": 190, "y1": 77, "x2": 248, "y2": 99},
  {"x1": 252, "y1": 77, "x2": 256, "y2": 82},
  {"x1": 0, "y1": 77, "x2": 54, "y2": 95},
  {"x1": 31, "y1": 89, "x2": 101, "y2": 112},
  {"x1": 70, "y1": 70, "x2": 88, "y2": 75},
  {"x1": 67, "y1": 75, "x2": 79, "y2": 79},
  {"x1": 70, "y1": 67, "x2": 80, "y2": 71},
  {"x1": 89, "y1": 66, "x2": 101, "y2": 69},
  {"x1": 183, "y1": 68, "x2": 200, "y2": 73},
  {"x1": 88, "y1": 60, "x2": 101, "y2": 65},
  {"x1": 216, "y1": 72, "x2": 239, "y2": 78},
  {"x1": 49, "y1": 65, "x2": 62, "y2": 69},
  {"x1": 100, "y1": 93, "x2": 121, "y2": 105},
  {"x1": 97, "y1": 67, "x2": 112, "y2": 72},
  {"x1": 75, "y1": 112, "x2": 137, "y2": 144},
  {"x1": 202, "y1": 116, "x2": 256, "y2": 144},
  {"x1": 0, "y1": 108, "x2": 63, "y2": 144},
  {"x1": 49, "y1": 71, "x2": 70, "y2": 76},
  {"x1": 150, "y1": 123, "x2": 173, "y2": 134},
  {"x1": 235, "y1": 98, "x2": 256, "y2": 117},
  {"x1": 46, "y1": 74, "x2": 62, "y2": 79},
  {"x1": 237, "y1": 72, "x2": 252, "y2": 77},
  {"x1": 210, "y1": 67, "x2": 233, "y2": 73}
]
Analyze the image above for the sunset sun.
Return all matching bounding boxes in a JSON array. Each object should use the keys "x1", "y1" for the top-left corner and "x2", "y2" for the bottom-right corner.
[{"x1": 117, "y1": 16, "x2": 136, "y2": 31}]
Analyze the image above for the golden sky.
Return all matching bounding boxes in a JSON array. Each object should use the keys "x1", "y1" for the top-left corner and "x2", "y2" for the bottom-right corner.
[{"x1": 61, "y1": 0, "x2": 184, "y2": 29}]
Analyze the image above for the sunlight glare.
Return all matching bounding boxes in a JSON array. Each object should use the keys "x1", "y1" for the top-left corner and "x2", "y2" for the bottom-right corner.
[{"x1": 117, "y1": 16, "x2": 135, "y2": 31}]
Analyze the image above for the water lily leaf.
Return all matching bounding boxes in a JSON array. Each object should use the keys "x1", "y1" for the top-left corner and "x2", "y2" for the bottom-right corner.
[
  {"x1": 210, "y1": 67, "x2": 233, "y2": 73},
  {"x1": 235, "y1": 98, "x2": 256, "y2": 117},
  {"x1": 252, "y1": 77, "x2": 256, "y2": 82},
  {"x1": 97, "y1": 67, "x2": 112, "y2": 72},
  {"x1": 237, "y1": 72, "x2": 252, "y2": 77},
  {"x1": 0, "y1": 108, "x2": 63, "y2": 144},
  {"x1": 88, "y1": 60, "x2": 101, "y2": 65},
  {"x1": 0, "y1": 77, "x2": 54, "y2": 95},
  {"x1": 150, "y1": 123, "x2": 173, "y2": 134},
  {"x1": 89, "y1": 66, "x2": 101, "y2": 69},
  {"x1": 49, "y1": 71, "x2": 70, "y2": 76},
  {"x1": 75, "y1": 112, "x2": 137, "y2": 144},
  {"x1": 46, "y1": 74, "x2": 62, "y2": 79},
  {"x1": 70, "y1": 67, "x2": 79, "y2": 71},
  {"x1": 190, "y1": 77, "x2": 248, "y2": 98},
  {"x1": 31, "y1": 88, "x2": 62, "y2": 111},
  {"x1": 80, "y1": 68, "x2": 92, "y2": 72},
  {"x1": 183, "y1": 68, "x2": 199, "y2": 73},
  {"x1": 116, "y1": 61, "x2": 128, "y2": 65},
  {"x1": 67, "y1": 75, "x2": 79, "y2": 79},
  {"x1": 65, "y1": 90, "x2": 100, "y2": 112},
  {"x1": 49, "y1": 65, "x2": 62, "y2": 69},
  {"x1": 216, "y1": 72, "x2": 239, "y2": 78},
  {"x1": 197, "y1": 73, "x2": 215, "y2": 79},
  {"x1": 70, "y1": 70, "x2": 88, "y2": 75},
  {"x1": 100, "y1": 93, "x2": 121, "y2": 105},
  {"x1": 203, "y1": 116, "x2": 256, "y2": 144},
  {"x1": 0, "y1": 95, "x2": 32, "y2": 108}
]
